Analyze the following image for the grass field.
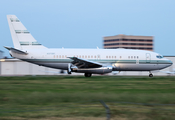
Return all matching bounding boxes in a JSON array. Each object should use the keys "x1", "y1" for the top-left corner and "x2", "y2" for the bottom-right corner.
[{"x1": 0, "y1": 76, "x2": 175, "y2": 120}]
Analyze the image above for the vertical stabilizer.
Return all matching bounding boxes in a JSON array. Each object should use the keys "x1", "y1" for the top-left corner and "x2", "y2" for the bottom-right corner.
[{"x1": 7, "y1": 15, "x2": 47, "y2": 50}]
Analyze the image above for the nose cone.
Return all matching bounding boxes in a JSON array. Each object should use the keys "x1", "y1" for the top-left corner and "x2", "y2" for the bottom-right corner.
[
  {"x1": 158, "y1": 59, "x2": 173, "y2": 70},
  {"x1": 166, "y1": 59, "x2": 173, "y2": 67}
]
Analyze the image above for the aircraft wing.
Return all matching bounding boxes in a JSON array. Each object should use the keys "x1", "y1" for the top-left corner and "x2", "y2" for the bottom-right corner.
[
  {"x1": 68, "y1": 57, "x2": 103, "y2": 68},
  {"x1": 4, "y1": 46, "x2": 28, "y2": 55}
]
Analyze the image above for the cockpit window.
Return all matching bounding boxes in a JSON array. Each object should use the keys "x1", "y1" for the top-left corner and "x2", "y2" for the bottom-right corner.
[{"x1": 156, "y1": 55, "x2": 163, "y2": 59}]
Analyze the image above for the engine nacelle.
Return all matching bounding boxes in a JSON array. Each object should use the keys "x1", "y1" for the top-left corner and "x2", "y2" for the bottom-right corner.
[{"x1": 71, "y1": 66, "x2": 113, "y2": 74}]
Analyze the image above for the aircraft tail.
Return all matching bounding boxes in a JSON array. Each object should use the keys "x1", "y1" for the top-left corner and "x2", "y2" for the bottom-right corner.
[{"x1": 7, "y1": 15, "x2": 47, "y2": 50}]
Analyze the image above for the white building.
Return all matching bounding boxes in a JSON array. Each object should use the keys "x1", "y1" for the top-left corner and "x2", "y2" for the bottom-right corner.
[
  {"x1": 0, "y1": 56, "x2": 174, "y2": 76},
  {"x1": 0, "y1": 59, "x2": 64, "y2": 75}
]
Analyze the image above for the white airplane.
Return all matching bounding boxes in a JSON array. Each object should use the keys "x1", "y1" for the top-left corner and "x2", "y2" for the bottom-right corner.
[{"x1": 4, "y1": 15, "x2": 172, "y2": 77}]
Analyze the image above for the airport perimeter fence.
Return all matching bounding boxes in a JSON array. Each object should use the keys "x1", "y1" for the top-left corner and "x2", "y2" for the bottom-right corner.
[{"x1": 1, "y1": 100, "x2": 175, "y2": 120}]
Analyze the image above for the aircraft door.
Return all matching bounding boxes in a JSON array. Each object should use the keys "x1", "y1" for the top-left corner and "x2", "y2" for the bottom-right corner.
[{"x1": 146, "y1": 53, "x2": 151, "y2": 63}]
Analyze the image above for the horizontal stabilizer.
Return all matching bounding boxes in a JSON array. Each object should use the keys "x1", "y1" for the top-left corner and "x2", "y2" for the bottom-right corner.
[{"x1": 4, "y1": 46, "x2": 28, "y2": 55}]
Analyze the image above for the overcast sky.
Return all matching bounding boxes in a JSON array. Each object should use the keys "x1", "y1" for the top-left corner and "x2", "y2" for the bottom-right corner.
[{"x1": 0, "y1": 0, "x2": 175, "y2": 57}]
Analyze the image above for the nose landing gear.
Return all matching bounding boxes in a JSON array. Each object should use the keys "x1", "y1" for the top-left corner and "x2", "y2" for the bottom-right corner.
[
  {"x1": 149, "y1": 71, "x2": 153, "y2": 77},
  {"x1": 149, "y1": 74, "x2": 153, "y2": 77}
]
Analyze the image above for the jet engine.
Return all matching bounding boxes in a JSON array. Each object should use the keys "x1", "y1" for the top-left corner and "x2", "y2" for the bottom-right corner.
[{"x1": 71, "y1": 66, "x2": 113, "y2": 74}]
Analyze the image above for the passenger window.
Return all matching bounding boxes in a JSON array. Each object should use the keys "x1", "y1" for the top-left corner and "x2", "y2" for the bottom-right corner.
[
  {"x1": 82, "y1": 55, "x2": 84, "y2": 58},
  {"x1": 114, "y1": 56, "x2": 116, "y2": 58},
  {"x1": 85, "y1": 56, "x2": 87, "y2": 58},
  {"x1": 62, "y1": 55, "x2": 64, "y2": 58},
  {"x1": 59, "y1": 55, "x2": 61, "y2": 58},
  {"x1": 109, "y1": 56, "x2": 111, "y2": 58},
  {"x1": 128, "y1": 56, "x2": 130, "y2": 59},
  {"x1": 94, "y1": 56, "x2": 96, "y2": 58},
  {"x1": 106, "y1": 56, "x2": 108, "y2": 58},
  {"x1": 91, "y1": 55, "x2": 93, "y2": 58},
  {"x1": 88, "y1": 56, "x2": 90, "y2": 58}
]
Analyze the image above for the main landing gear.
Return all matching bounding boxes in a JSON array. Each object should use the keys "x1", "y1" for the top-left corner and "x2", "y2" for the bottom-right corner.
[
  {"x1": 67, "y1": 70, "x2": 71, "y2": 74},
  {"x1": 67, "y1": 63, "x2": 72, "y2": 74},
  {"x1": 84, "y1": 73, "x2": 92, "y2": 77},
  {"x1": 149, "y1": 71, "x2": 153, "y2": 77}
]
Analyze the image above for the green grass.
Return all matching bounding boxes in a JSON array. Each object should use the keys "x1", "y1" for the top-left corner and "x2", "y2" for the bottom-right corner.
[{"x1": 0, "y1": 76, "x2": 175, "y2": 120}]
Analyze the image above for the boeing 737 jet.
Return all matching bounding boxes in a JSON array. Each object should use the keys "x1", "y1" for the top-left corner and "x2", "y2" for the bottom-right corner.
[{"x1": 4, "y1": 15, "x2": 173, "y2": 77}]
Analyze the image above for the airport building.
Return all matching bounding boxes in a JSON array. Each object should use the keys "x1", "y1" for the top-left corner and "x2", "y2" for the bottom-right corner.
[
  {"x1": 0, "y1": 56, "x2": 174, "y2": 76},
  {"x1": 0, "y1": 59, "x2": 63, "y2": 75},
  {"x1": 103, "y1": 34, "x2": 154, "y2": 51}
]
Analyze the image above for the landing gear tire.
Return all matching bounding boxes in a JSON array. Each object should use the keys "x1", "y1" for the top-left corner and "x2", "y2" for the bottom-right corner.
[
  {"x1": 60, "y1": 70, "x2": 65, "y2": 74},
  {"x1": 149, "y1": 74, "x2": 153, "y2": 77},
  {"x1": 84, "y1": 73, "x2": 92, "y2": 77},
  {"x1": 67, "y1": 70, "x2": 71, "y2": 74}
]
